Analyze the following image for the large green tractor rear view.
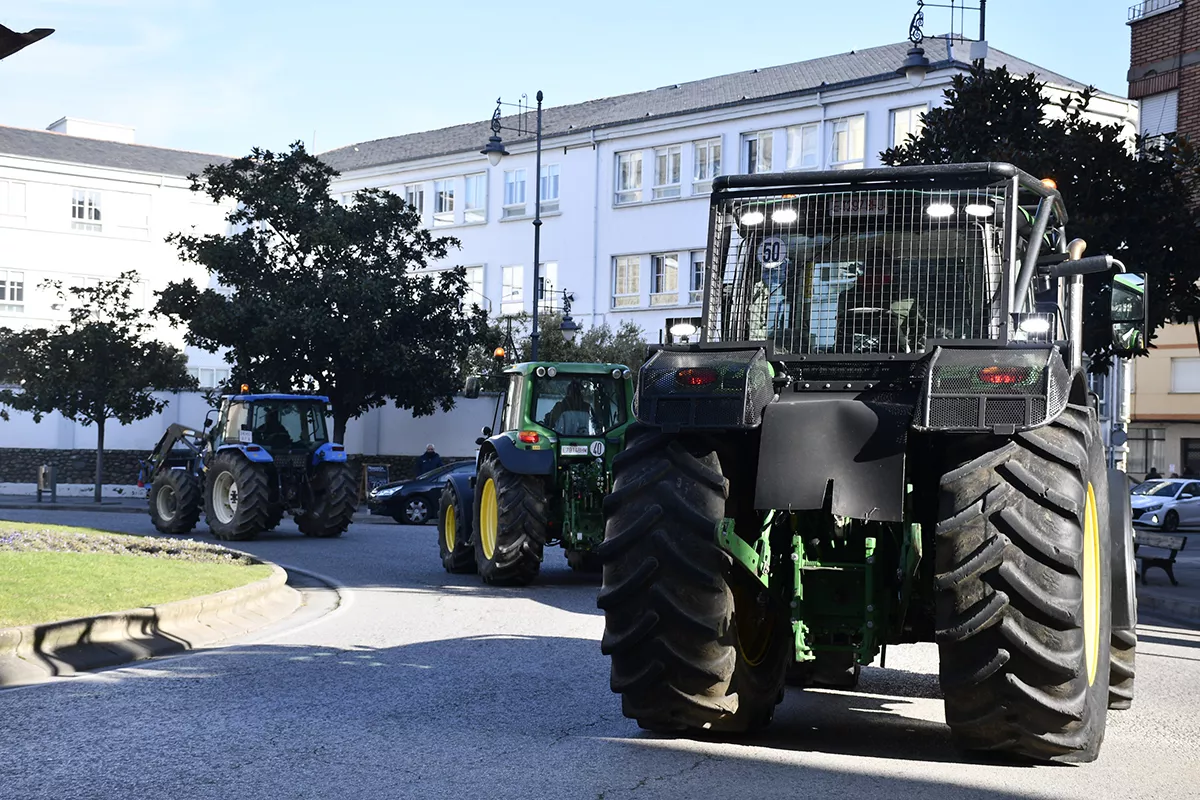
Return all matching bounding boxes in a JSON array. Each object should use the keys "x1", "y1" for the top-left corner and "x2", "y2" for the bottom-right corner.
[
  {"x1": 597, "y1": 164, "x2": 1146, "y2": 763},
  {"x1": 438, "y1": 362, "x2": 635, "y2": 585}
]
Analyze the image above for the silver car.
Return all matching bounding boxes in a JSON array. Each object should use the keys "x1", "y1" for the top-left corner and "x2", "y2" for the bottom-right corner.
[{"x1": 1130, "y1": 478, "x2": 1200, "y2": 531}]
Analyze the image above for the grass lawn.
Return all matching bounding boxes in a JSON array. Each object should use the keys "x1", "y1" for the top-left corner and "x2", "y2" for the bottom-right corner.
[{"x1": 0, "y1": 522, "x2": 272, "y2": 628}]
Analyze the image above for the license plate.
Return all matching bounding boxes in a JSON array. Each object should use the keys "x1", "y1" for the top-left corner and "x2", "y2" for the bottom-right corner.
[{"x1": 560, "y1": 445, "x2": 589, "y2": 456}]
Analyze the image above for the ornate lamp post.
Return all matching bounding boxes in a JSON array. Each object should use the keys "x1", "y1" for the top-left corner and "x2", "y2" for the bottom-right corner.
[
  {"x1": 481, "y1": 91, "x2": 547, "y2": 360},
  {"x1": 897, "y1": 0, "x2": 988, "y2": 86}
]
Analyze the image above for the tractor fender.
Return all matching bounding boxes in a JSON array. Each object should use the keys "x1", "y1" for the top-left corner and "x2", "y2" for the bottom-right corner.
[
  {"x1": 482, "y1": 435, "x2": 555, "y2": 476},
  {"x1": 312, "y1": 442, "x2": 348, "y2": 464},
  {"x1": 753, "y1": 392, "x2": 910, "y2": 522},
  {"x1": 445, "y1": 471, "x2": 475, "y2": 507},
  {"x1": 215, "y1": 443, "x2": 274, "y2": 464}
]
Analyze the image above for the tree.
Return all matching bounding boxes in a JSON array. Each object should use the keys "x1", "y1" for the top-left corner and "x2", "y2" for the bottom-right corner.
[
  {"x1": 156, "y1": 142, "x2": 486, "y2": 443},
  {"x1": 882, "y1": 66, "x2": 1200, "y2": 366},
  {"x1": 0, "y1": 272, "x2": 196, "y2": 502}
]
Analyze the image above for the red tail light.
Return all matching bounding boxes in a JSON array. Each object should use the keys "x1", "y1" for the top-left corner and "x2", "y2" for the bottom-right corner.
[
  {"x1": 245, "y1": 445, "x2": 262, "y2": 452},
  {"x1": 978, "y1": 366, "x2": 1031, "y2": 385},
  {"x1": 332, "y1": 445, "x2": 344, "y2": 452},
  {"x1": 676, "y1": 368, "x2": 718, "y2": 387},
  {"x1": 518, "y1": 431, "x2": 540, "y2": 444}
]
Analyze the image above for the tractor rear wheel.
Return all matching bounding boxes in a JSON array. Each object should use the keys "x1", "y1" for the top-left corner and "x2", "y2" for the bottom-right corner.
[
  {"x1": 473, "y1": 455, "x2": 547, "y2": 586},
  {"x1": 566, "y1": 550, "x2": 603, "y2": 573},
  {"x1": 205, "y1": 451, "x2": 272, "y2": 541},
  {"x1": 438, "y1": 481, "x2": 476, "y2": 573},
  {"x1": 598, "y1": 429, "x2": 788, "y2": 733},
  {"x1": 149, "y1": 469, "x2": 202, "y2": 535},
  {"x1": 935, "y1": 404, "x2": 1112, "y2": 763},
  {"x1": 297, "y1": 462, "x2": 358, "y2": 538}
]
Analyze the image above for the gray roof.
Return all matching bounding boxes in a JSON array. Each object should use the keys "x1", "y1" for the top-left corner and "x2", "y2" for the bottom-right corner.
[
  {"x1": 321, "y1": 39, "x2": 1091, "y2": 173},
  {"x1": 0, "y1": 124, "x2": 227, "y2": 176}
]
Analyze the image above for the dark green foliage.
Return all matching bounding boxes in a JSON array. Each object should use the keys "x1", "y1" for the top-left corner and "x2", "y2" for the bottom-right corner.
[
  {"x1": 0, "y1": 271, "x2": 197, "y2": 501},
  {"x1": 156, "y1": 142, "x2": 486, "y2": 442},
  {"x1": 883, "y1": 67, "x2": 1200, "y2": 366}
]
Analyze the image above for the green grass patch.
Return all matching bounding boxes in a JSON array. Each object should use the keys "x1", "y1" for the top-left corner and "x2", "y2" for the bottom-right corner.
[{"x1": 0, "y1": 522, "x2": 272, "y2": 628}]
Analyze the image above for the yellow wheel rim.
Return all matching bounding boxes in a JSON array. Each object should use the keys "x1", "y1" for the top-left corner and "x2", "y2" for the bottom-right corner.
[
  {"x1": 445, "y1": 503, "x2": 456, "y2": 551},
  {"x1": 1083, "y1": 482, "x2": 1100, "y2": 686},
  {"x1": 480, "y1": 478, "x2": 498, "y2": 560},
  {"x1": 732, "y1": 581, "x2": 773, "y2": 667}
]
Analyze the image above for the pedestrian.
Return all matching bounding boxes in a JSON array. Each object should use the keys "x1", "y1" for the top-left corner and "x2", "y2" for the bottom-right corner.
[
  {"x1": 1145, "y1": 466, "x2": 1162, "y2": 481},
  {"x1": 416, "y1": 443, "x2": 443, "y2": 475}
]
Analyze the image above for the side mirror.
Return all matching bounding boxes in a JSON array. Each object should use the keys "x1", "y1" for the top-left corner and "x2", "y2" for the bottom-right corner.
[
  {"x1": 202, "y1": 418, "x2": 213, "y2": 429},
  {"x1": 464, "y1": 376, "x2": 481, "y2": 399},
  {"x1": 481, "y1": 426, "x2": 492, "y2": 438},
  {"x1": 1110, "y1": 272, "x2": 1148, "y2": 357}
]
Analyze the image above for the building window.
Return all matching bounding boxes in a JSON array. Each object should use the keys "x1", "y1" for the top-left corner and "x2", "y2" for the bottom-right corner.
[
  {"x1": 693, "y1": 138, "x2": 721, "y2": 193},
  {"x1": 463, "y1": 265, "x2": 485, "y2": 309},
  {"x1": 71, "y1": 189, "x2": 101, "y2": 231},
  {"x1": 0, "y1": 181, "x2": 27, "y2": 216},
  {"x1": 829, "y1": 116, "x2": 865, "y2": 169},
  {"x1": 653, "y1": 145, "x2": 682, "y2": 200},
  {"x1": 613, "y1": 255, "x2": 640, "y2": 307},
  {"x1": 1170, "y1": 357, "x2": 1200, "y2": 392},
  {"x1": 0, "y1": 270, "x2": 23, "y2": 313},
  {"x1": 891, "y1": 105, "x2": 927, "y2": 148},
  {"x1": 501, "y1": 265, "x2": 524, "y2": 315},
  {"x1": 785, "y1": 123, "x2": 819, "y2": 170},
  {"x1": 615, "y1": 151, "x2": 643, "y2": 205},
  {"x1": 404, "y1": 184, "x2": 425, "y2": 218},
  {"x1": 689, "y1": 251, "x2": 705, "y2": 304},
  {"x1": 539, "y1": 164, "x2": 560, "y2": 213},
  {"x1": 1141, "y1": 90, "x2": 1178, "y2": 148},
  {"x1": 651, "y1": 254, "x2": 679, "y2": 305},
  {"x1": 503, "y1": 169, "x2": 527, "y2": 218},
  {"x1": 433, "y1": 179, "x2": 455, "y2": 227},
  {"x1": 464, "y1": 173, "x2": 486, "y2": 224},
  {"x1": 338, "y1": 192, "x2": 355, "y2": 207},
  {"x1": 187, "y1": 366, "x2": 231, "y2": 390},
  {"x1": 742, "y1": 131, "x2": 774, "y2": 174},
  {"x1": 1127, "y1": 427, "x2": 1166, "y2": 476}
]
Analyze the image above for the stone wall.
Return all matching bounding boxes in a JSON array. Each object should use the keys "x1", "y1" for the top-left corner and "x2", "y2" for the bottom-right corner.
[{"x1": 0, "y1": 448, "x2": 144, "y2": 484}]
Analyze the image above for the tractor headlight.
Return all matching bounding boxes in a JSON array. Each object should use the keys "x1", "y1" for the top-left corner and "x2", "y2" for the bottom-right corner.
[
  {"x1": 547, "y1": 367, "x2": 558, "y2": 377},
  {"x1": 536, "y1": 366, "x2": 547, "y2": 377}
]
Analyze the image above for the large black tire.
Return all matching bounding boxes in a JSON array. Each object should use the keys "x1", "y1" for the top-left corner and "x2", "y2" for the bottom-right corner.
[
  {"x1": 597, "y1": 430, "x2": 788, "y2": 733},
  {"x1": 566, "y1": 550, "x2": 603, "y2": 573},
  {"x1": 473, "y1": 455, "x2": 547, "y2": 585},
  {"x1": 148, "y1": 469, "x2": 202, "y2": 535},
  {"x1": 438, "y1": 481, "x2": 476, "y2": 573},
  {"x1": 204, "y1": 451, "x2": 272, "y2": 541},
  {"x1": 1107, "y1": 469, "x2": 1137, "y2": 710},
  {"x1": 264, "y1": 503, "x2": 285, "y2": 532},
  {"x1": 935, "y1": 404, "x2": 1113, "y2": 763},
  {"x1": 297, "y1": 462, "x2": 358, "y2": 538},
  {"x1": 1162, "y1": 509, "x2": 1180, "y2": 532}
]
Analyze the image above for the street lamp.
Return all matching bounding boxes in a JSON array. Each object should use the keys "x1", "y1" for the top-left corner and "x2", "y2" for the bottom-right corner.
[
  {"x1": 559, "y1": 290, "x2": 580, "y2": 345},
  {"x1": 481, "y1": 90, "x2": 546, "y2": 359},
  {"x1": 897, "y1": 1, "x2": 931, "y2": 87}
]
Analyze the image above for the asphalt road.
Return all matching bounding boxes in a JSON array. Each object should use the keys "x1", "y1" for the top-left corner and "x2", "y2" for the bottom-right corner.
[{"x1": 1, "y1": 509, "x2": 1198, "y2": 800}]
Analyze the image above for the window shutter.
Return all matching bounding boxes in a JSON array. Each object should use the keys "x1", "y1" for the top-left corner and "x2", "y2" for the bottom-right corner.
[{"x1": 1140, "y1": 90, "x2": 1178, "y2": 137}]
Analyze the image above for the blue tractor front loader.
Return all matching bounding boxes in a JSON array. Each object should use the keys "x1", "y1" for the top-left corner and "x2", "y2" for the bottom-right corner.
[{"x1": 140, "y1": 393, "x2": 358, "y2": 541}]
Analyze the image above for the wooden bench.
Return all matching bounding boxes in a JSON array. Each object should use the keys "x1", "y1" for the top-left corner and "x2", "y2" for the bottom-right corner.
[{"x1": 1134, "y1": 531, "x2": 1188, "y2": 586}]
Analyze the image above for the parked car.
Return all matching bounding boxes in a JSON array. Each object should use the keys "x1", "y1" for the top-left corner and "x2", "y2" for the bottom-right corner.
[
  {"x1": 1130, "y1": 478, "x2": 1200, "y2": 532},
  {"x1": 368, "y1": 461, "x2": 476, "y2": 525}
]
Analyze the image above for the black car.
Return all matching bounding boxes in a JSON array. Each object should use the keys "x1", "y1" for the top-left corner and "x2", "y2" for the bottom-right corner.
[{"x1": 367, "y1": 461, "x2": 476, "y2": 525}]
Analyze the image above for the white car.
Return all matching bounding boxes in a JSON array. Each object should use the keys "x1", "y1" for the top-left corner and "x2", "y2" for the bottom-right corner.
[{"x1": 1130, "y1": 478, "x2": 1200, "y2": 532}]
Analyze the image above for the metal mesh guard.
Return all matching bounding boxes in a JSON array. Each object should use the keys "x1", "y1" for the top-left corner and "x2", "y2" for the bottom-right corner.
[
  {"x1": 636, "y1": 348, "x2": 773, "y2": 430},
  {"x1": 920, "y1": 347, "x2": 1070, "y2": 431}
]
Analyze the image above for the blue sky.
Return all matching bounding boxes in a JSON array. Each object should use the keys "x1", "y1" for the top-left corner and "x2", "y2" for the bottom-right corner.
[{"x1": 1, "y1": 0, "x2": 1135, "y2": 157}]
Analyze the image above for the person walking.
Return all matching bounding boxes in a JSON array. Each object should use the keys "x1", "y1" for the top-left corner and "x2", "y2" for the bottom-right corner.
[{"x1": 416, "y1": 444, "x2": 443, "y2": 475}]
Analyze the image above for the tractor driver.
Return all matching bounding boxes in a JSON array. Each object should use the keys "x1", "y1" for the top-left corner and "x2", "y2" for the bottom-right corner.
[
  {"x1": 545, "y1": 379, "x2": 592, "y2": 435},
  {"x1": 254, "y1": 407, "x2": 292, "y2": 448}
]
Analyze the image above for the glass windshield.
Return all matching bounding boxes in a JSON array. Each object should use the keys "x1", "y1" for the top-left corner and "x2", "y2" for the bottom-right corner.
[
  {"x1": 1132, "y1": 481, "x2": 1182, "y2": 497},
  {"x1": 250, "y1": 401, "x2": 329, "y2": 448},
  {"x1": 531, "y1": 374, "x2": 626, "y2": 436}
]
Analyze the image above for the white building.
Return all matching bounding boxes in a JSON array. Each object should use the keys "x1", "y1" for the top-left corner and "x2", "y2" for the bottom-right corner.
[{"x1": 0, "y1": 38, "x2": 1139, "y2": 476}]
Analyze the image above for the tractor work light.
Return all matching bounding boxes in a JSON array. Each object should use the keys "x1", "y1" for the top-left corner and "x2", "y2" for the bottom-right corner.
[
  {"x1": 518, "y1": 431, "x2": 540, "y2": 444},
  {"x1": 622, "y1": 369, "x2": 631, "y2": 378},
  {"x1": 964, "y1": 204, "x2": 995, "y2": 218},
  {"x1": 772, "y1": 208, "x2": 798, "y2": 224},
  {"x1": 926, "y1": 203, "x2": 955, "y2": 218},
  {"x1": 547, "y1": 367, "x2": 558, "y2": 377},
  {"x1": 240, "y1": 383, "x2": 250, "y2": 393},
  {"x1": 611, "y1": 368, "x2": 622, "y2": 378},
  {"x1": 1018, "y1": 317, "x2": 1052, "y2": 335},
  {"x1": 978, "y1": 365, "x2": 1032, "y2": 385},
  {"x1": 740, "y1": 211, "x2": 765, "y2": 226},
  {"x1": 676, "y1": 368, "x2": 718, "y2": 387},
  {"x1": 536, "y1": 366, "x2": 547, "y2": 377}
]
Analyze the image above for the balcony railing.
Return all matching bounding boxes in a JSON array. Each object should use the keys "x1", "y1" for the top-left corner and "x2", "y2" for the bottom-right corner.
[{"x1": 1128, "y1": 0, "x2": 1182, "y2": 22}]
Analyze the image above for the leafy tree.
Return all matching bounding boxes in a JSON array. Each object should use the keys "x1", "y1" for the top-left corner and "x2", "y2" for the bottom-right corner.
[
  {"x1": 0, "y1": 272, "x2": 196, "y2": 502},
  {"x1": 883, "y1": 66, "x2": 1200, "y2": 366},
  {"x1": 156, "y1": 142, "x2": 486, "y2": 442}
]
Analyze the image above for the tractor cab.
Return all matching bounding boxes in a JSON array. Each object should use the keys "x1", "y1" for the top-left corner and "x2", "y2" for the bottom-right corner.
[
  {"x1": 211, "y1": 394, "x2": 331, "y2": 454},
  {"x1": 510, "y1": 364, "x2": 631, "y2": 442}
]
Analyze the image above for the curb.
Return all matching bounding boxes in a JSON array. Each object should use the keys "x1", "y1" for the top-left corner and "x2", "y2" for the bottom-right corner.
[
  {"x1": 0, "y1": 561, "x2": 301, "y2": 688},
  {"x1": 1137, "y1": 590, "x2": 1200, "y2": 628}
]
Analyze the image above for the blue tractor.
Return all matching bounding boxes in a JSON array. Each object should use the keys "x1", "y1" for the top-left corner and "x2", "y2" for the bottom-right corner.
[{"x1": 140, "y1": 393, "x2": 358, "y2": 541}]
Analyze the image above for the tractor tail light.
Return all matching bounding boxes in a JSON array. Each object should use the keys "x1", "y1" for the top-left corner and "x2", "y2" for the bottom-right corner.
[
  {"x1": 978, "y1": 366, "x2": 1031, "y2": 385},
  {"x1": 676, "y1": 368, "x2": 718, "y2": 387},
  {"x1": 518, "y1": 431, "x2": 540, "y2": 444},
  {"x1": 246, "y1": 445, "x2": 262, "y2": 452},
  {"x1": 332, "y1": 445, "x2": 344, "y2": 452}
]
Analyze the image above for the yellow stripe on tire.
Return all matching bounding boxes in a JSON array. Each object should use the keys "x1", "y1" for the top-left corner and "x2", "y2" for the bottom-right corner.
[
  {"x1": 480, "y1": 478, "x2": 498, "y2": 560},
  {"x1": 1083, "y1": 482, "x2": 1100, "y2": 686},
  {"x1": 445, "y1": 503, "x2": 456, "y2": 551}
]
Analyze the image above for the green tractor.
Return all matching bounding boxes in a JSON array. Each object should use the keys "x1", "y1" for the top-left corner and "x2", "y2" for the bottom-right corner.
[
  {"x1": 140, "y1": 392, "x2": 359, "y2": 541},
  {"x1": 438, "y1": 362, "x2": 635, "y2": 585},
  {"x1": 597, "y1": 163, "x2": 1147, "y2": 763}
]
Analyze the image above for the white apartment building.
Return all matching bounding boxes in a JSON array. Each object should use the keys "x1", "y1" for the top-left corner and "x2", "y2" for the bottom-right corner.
[
  {"x1": 322, "y1": 38, "x2": 1137, "y2": 345},
  {"x1": 0, "y1": 38, "x2": 1138, "y2": 465}
]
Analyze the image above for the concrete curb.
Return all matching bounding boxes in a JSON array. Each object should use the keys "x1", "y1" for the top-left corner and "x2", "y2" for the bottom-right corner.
[
  {"x1": 1137, "y1": 590, "x2": 1200, "y2": 628},
  {"x1": 0, "y1": 561, "x2": 301, "y2": 688}
]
